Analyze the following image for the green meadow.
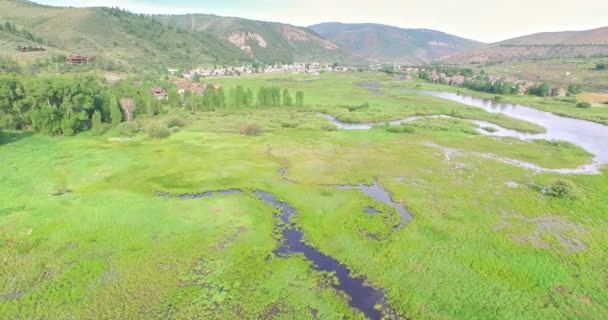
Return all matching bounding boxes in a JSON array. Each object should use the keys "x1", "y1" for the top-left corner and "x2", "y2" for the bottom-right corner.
[{"x1": 1, "y1": 73, "x2": 608, "y2": 319}]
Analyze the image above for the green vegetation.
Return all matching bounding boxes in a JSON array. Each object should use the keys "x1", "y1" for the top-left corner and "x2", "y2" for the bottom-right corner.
[
  {"x1": 548, "y1": 178, "x2": 578, "y2": 199},
  {"x1": 1, "y1": 72, "x2": 607, "y2": 319},
  {"x1": 0, "y1": 74, "x2": 307, "y2": 137},
  {"x1": 577, "y1": 102, "x2": 592, "y2": 109}
]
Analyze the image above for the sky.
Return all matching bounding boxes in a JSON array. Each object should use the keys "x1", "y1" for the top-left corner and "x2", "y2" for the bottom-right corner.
[{"x1": 33, "y1": 0, "x2": 608, "y2": 43}]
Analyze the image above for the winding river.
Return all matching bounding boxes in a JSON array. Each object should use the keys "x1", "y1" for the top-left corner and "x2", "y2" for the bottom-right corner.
[
  {"x1": 411, "y1": 89, "x2": 608, "y2": 165},
  {"x1": 321, "y1": 83, "x2": 608, "y2": 174},
  {"x1": 159, "y1": 189, "x2": 390, "y2": 320}
]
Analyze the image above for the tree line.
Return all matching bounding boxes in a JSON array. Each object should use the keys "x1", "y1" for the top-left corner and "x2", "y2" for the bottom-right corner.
[
  {"x1": 419, "y1": 66, "x2": 583, "y2": 97},
  {"x1": 0, "y1": 75, "x2": 307, "y2": 136}
]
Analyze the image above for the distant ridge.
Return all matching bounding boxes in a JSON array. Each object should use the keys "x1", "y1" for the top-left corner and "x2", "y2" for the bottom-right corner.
[
  {"x1": 444, "y1": 26, "x2": 608, "y2": 63},
  {"x1": 309, "y1": 22, "x2": 483, "y2": 64}
]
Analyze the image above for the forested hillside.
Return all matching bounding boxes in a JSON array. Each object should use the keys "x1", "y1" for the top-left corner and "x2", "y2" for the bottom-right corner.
[
  {"x1": 154, "y1": 14, "x2": 353, "y2": 64},
  {"x1": 0, "y1": 0, "x2": 250, "y2": 71}
]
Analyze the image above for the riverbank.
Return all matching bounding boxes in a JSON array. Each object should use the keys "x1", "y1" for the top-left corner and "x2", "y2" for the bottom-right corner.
[{"x1": 389, "y1": 78, "x2": 608, "y2": 126}]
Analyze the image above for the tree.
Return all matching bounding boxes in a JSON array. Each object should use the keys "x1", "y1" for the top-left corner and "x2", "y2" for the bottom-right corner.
[
  {"x1": 282, "y1": 89, "x2": 293, "y2": 107},
  {"x1": 91, "y1": 110, "x2": 102, "y2": 135},
  {"x1": 119, "y1": 97, "x2": 135, "y2": 122},
  {"x1": 244, "y1": 88, "x2": 253, "y2": 107},
  {"x1": 257, "y1": 87, "x2": 268, "y2": 107},
  {"x1": 110, "y1": 96, "x2": 122, "y2": 127},
  {"x1": 235, "y1": 85, "x2": 245, "y2": 108},
  {"x1": 568, "y1": 84, "x2": 582, "y2": 95},
  {"x1": 295, "y1": 91, "x2": 304, "y2": 107},
  {"x1": 271, "y1": 87, "x2": 281, "y2": 107},
  {"x1": 167, "y1": 89, "x2": 181, "y2": 107},
  {"x1": 214, "y1": 87, "x2": 225, "y2": 108},
  {"x1": 203, "y1": 88, "x2": 216, "y2": 111}
]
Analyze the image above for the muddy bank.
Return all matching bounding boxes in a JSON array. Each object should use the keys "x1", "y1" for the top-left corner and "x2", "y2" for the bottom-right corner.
[
  {"x1": 427, "y1": 142, "x2": 602, "y2": 175},
  {"x1": 278, "y1": 167, "x2": 413, "y2": 230},
  {"x1": 335, "y1": 181, "x2": 412, "y2": 229},
  {"x1": 159, "y1": 189, "x2": 392, "y2": 319}
]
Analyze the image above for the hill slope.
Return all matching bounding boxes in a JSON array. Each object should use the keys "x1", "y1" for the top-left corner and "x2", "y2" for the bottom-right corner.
[
  {"x1": 309, "y1": 22, "x2": 483, "y2": 64},
  {"x1": 445, "y1": 26, "x2": 608, "y2": 63},
  {"x1": 0, "y1": 0, "x2": 249, "y2": 70},
  {"x1": 154, "y1": 14, "x2": 353, "y2": 64}
]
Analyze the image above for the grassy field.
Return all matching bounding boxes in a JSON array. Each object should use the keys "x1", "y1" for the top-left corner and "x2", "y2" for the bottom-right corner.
[{"x1": 1, "y1": 72, "x2": 608, "y2": 319}]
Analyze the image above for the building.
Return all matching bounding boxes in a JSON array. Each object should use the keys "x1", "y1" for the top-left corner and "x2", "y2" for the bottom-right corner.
[
  {"x1": 67, "y1": 55, "x2": 93, "y2": 64},
  {"x1": 151, "y1": 87, "x2": 168, "y2": 101}
]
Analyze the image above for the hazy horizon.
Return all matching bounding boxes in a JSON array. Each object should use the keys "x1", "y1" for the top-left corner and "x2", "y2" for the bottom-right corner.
[{"x1": 31, "y1": 0, "x2": 608, "y2": 43}]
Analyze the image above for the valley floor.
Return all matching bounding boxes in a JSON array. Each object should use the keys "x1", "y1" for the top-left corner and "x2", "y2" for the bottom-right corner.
[{"x1": 1, "y1": 73, "x2": 607, "y2": 319}]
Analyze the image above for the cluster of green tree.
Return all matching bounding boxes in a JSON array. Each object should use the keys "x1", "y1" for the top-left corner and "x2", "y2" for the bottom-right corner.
[
  {"x1": 0, "y1": 21, "x2": 44, "y2": 44},
  {"x1": 1, "y1": 74, "x2": 308, "y2": 137},
  {"x1": 461, "y1": 76, "x2": 519, "y2": 95},
  {"x1": 0, "y1": 75, "x2": 106, "y2": 135},
  {"x1": 420, "y1": 66, "x2": 584, "y2": 98},
  {"x1": 0, "y1": 75, "x2": 169, "y2": 136},
  {"x1": 595, "y1": 63, "x2": 606, "y2": 70},
  {"x1": 181, "y1": 87, "x2": 226, "y2": 112},
  {"x1": 256, "y1": 87, "x2": 304, "y2": 107},
  {"x1": 227, "y1": 86, "x2": 254, "y2": 108},
  {"x1": 527, "y1": 82, "x2": 552, "y2": 97},
  {"x1": 419, "y1": 64, "x2": 475, "y2": 79}
]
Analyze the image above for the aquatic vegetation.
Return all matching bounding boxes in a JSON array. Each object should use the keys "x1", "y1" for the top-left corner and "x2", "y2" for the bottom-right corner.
[{"x1": 1, "y1": 73, "x2": 607, "y2": 319}]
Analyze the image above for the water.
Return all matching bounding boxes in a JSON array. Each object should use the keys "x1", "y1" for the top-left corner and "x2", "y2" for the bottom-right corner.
[
  {"x1": 408, "y1": 89, "x2": 608, "y2": 166},
  {"x1": 160, "y1": 190, "x2": 389, "y2": 320},
  {"x1": 336, "y1": 182, "x2": 412, "y2": 229}
]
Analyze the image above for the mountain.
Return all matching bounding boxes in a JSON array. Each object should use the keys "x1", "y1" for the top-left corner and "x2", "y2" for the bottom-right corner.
[
  {"x1": 444, "y1": 26, "x2": 608, "y2": 63},
  {"x1": 0, "y1": 0, "x2": 251, "y2": 70},
  {"x1": 154, "y1": 14, "x2": 354, "y2": 64},
  {"x1": 309, "y1": 22, "x2": 483, "y2": 64}
]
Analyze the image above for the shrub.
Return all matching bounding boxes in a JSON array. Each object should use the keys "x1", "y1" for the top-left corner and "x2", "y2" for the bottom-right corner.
[
  {"x1": 240, "y1": 123, "x2": 261, "y2": 136},
  {"x1": 576, "y1": 102, "x2": 592, "y2": 108},
  {"x1": 321, "y1": 123, "x2": 338, "y2": 131},
  {"x1": 169, "y1": 126, "x2": 181, "y2": 133},
  {"x1": 387, "y1": 125, "x2": 416, "y2": 133},
  {"x1": 280, "y1": 120, "x2": 300, "y2": 128},
  {"x1": 166, "y1": 115, "x2": 186, "y2": 128},
  {"x1": 91, "y1": 111, "x2": 102, "y2": 135},
  {"x1": 117, "y1": 122, "x2": 140, "y2": 137},
  {"x1": 548, "y1": 179, "x2": 577, "y2": 199},
  {"x1": 482, "y1": 126, "x2": 497, "y2": 133},
  {"x1": 146, "y1": 122, "x2": 171, "y2": 139}
]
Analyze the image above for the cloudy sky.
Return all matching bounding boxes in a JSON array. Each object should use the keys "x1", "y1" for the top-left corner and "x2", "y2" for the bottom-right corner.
[{"x1": 34, "y1": 0, "x2": 608, "y2": 43}]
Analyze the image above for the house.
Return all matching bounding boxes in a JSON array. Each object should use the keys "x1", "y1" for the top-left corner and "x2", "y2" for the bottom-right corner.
[
  {"x1": 67, "y1": 55, "x2": 93, "y2": 64},
  {"x1": 151, "y1": 87, "x2": 168, "y2": 101}
]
